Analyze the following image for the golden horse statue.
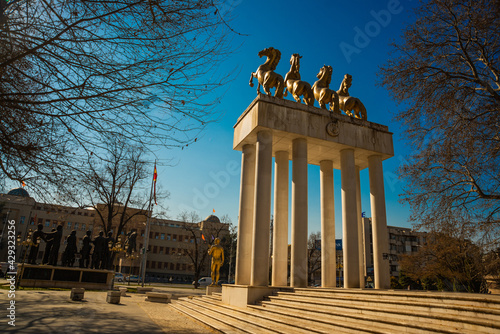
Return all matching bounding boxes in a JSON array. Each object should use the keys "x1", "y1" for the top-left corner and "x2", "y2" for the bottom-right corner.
[
  {"x1": 249, "y1": 47, "x2": 285, "y2": 98},
  {"x1": 312, "y1": 65, "x2": 340, "y2": 113},
  {"x1": 337, "y1": 74, "x2": 367, "y2": 120},
  {"x1": 283, "y1": 54, "x2": 314, "y2": 106}
]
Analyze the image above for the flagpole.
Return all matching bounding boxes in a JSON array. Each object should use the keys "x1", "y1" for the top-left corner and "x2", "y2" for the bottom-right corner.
[{"x1": 140, "y1": 160, "x2": 156, "y2": 287}]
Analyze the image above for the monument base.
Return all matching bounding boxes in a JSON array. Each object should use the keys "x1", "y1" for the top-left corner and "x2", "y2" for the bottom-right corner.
[
  {"x1": 206, "y1": 285, "x2": 222, "y2": 296},
  {"x1": 19, "y1": 264, "x2": 113, "y2": 290},
  {"x1": 222, "y1": 285, "x2": 292, "y2": 308}
]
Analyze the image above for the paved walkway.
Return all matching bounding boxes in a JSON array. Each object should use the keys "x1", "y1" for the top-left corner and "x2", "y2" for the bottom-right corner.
[{"x1": 0, "y1": 283, "x2": 218, "y2": 333}]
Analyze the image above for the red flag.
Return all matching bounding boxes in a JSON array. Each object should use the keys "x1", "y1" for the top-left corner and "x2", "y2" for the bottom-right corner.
[
  {"x1": 212, "y1": 208, "x2": 215, "y2": 213},
  {"x1": 153, "y1": 163, "x2": 157, "y2": 205},
  {"x1": 21, "y1": 181, "x2": 26, "y2": 187},
  {"x1": 201, "y1": 234, "x2": 206, "y2": 241}
]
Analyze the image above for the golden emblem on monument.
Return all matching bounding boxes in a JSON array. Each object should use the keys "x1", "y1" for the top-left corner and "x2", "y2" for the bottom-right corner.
[{"x1": 249, "y1": 47, "x2": 285, "y2": 98}]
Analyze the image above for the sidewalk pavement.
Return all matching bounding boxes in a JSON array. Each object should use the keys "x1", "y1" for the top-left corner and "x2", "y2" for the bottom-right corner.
[{"x1": 0, "y1": 282, "x2": 218, "y2": 334}]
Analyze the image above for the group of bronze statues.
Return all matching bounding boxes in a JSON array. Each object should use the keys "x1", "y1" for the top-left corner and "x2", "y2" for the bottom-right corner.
[
  {"x1": 25, "y1": 225, "x2": 138, "y2": 270},
  {"x1": 249, "y1": 47, "x2": 367, "y2": 120}
]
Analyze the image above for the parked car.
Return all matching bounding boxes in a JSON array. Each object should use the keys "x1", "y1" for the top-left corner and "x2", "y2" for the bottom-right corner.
[
  {"x1": 192, "y1": 277, "x2": 212, "y2": 287},
  {"x1": 114, "y1": 273, "x2": 124, "y2": 282},
  {"x1": 125, "y1": 275, "x2": 142, "y2": 282}
]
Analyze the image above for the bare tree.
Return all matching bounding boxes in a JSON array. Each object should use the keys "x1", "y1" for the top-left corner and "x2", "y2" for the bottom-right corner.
[
  {"x1": 308, "y1": 231, "x2": 321, "y2": 285},
  {"x1": 399, "y1": 228, "x2": 487, "y2": 293},
  {"x1": 378, "y1": 0, "x2": 500, "y2": 246},
  {"x1": 63, "y1": 138, "x2": 167, "y2": 240},
  {"x1": 1, "y1": 0, "x2": 237, "y2": 191}
]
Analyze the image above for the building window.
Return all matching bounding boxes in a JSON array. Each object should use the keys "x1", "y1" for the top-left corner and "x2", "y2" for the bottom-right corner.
[
  {"x1": 153, "y1": 246, "x2": 157, "y2": 254},
  {"x1": 167, "y1": 234, "x2": 171, "y2": 241},
  {"x1": 164, "y1": 262, "x2": 169, "y2": 269},
  {"x1": 176, "y1": 263, "x2": 180, "y2": 270},
  {"x1": 141, "y1": 229, "x2": 145, "y2": 237},
  {"x1": 45, "y1": 220, "x2": 50, "y2": 227},
  {"x1": 178, "y1": 235, "x2": 183, "y2": 242},
  {"x1": 20, "y1": 216, "x2": 25, "y2": 224},
  {"x1": 155, "y1": 232, "x2": 159, "y2": 239},
  {"x1": 159, "y1": 247, "x2": 164, "y2": 254},
  {"x1": 82, "y1": 223, "x2": 86, "y2": 231},
  {"x1": 165, "y1": 247, "x2": 170, "y2": 255},
  {"x1": 74, "y1": 223, "x2": 79, "y2": 230},
  {"x1": 52, "y1": 223, "x2": 57, "y2": 228},
  {"x1": 151, "y1": 261, "x2": 156, "y2": 269},
  {"x1": 67, "y1": 222, "x2": 72, "y2": 228},
  {"x1": 149, "y1": 231, "x2": 153, "y2": 239},
  {"x1": 169, "y1": 263, "x2": 174, "y2": 270},
  {"x1": 37, "y1": 218, "x2": 42, "y2": 225},
  {"x1": 146, "y1": 261, "x2": 150, "y2": 268},
  {"x1": 160, "y1": 233, "x2": 165, "y2": 240},
  {"x1": 173, "y1": 234, "x2": 177, "y2": 241}
]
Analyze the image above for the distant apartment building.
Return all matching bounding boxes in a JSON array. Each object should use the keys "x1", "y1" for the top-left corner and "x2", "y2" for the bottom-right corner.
[
  {"x1": 362, "y1": 217, "x2": 427, "y2": 279},
  {"x1": 0, "y1": 188, "x2": 229, "y2": 282},
  {"x1": 312, "y1": 218, "x2": 426, "y2": 287}
]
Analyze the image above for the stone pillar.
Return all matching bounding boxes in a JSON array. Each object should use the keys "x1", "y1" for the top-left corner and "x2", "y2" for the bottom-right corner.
[
  {"x1": 272, "y1": 151, "x2": 289, "y2": 287},
  {"x1": 235, "y1": 144, "x2": 256, "y2": 285},
  {"x1": 291, "y1": 138, "x2": 308, "y2": 288},
  {"x1": 250, "y1": 131, "x2": 273, "y2": 287},
  {"x1": 355, "y1": 166, "x2": 365, "y2": 286},
  {"x1": 368, "y1": 155, "x2": 390, "y2": 289},
  {"x1": 320, "y1": 160, "x2": 335, "y2": 288},
  {"x1": 340, "y1": 149, "x2": 360, "y2": 288}
]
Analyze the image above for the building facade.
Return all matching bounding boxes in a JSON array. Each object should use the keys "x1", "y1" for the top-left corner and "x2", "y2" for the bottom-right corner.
[{"x1": 0, "y1": 189, "x2": 229, "y2": 282}]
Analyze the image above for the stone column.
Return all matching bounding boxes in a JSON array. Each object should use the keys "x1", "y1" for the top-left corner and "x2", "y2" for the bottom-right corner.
[
  {"x1": 368, "y1": 155, "x2": 390, "y2": 289},
  {"x1": 235, "y1": 144, "x2": 256, "y2": 285},
  {"x1": 355, "y1": 166, "x2": 365, "y2": 286},
  {"x1": 291, "y1": 138, "x2": 308, "y2": 288},
  {"x1": 272, "y1": 151, "x2": 289, "y2": 287},
  {"x1": 340, "y1": 149, "x2": 360, "y2": 288},
  {"x1": 320, "y1": 160, "x2": 335, "y2": 288},
  {"x1": 250, "y1": 130, "x2": 273, "y2": 287}
]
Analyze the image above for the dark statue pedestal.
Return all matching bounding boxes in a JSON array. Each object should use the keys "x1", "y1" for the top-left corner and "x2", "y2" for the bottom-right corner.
[{"x1": 20, "y1": 264, "x2": 114, "y2": 290}]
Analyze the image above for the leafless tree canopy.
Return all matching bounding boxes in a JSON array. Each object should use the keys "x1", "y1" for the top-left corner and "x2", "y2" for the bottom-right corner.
[
  {"x1": 378, "y1": 0, "x2": 500, "y2": 245},
  {"x1": 1, "y1": 0, "x2": 236, "y2": 189}
]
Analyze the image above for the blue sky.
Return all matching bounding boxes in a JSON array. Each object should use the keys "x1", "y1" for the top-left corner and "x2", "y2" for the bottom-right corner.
[{"x1": 155, "y1": 0, "x2": 421, "y2": 239}]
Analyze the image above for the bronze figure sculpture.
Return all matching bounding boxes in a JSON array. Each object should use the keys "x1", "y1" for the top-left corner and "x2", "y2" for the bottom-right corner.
[
  {"x1": 208, "y1": 238, "x2": 224, "y2": 286},
  {"x1": 312, "y1": 65, "x2": 340, "y2": 113},
  {"x1": 337, "y1": 74, "x2": 367, "y2": 120},
  {"x1": 249, "y1": 47, "x2": 285, "y2": 98},
  {"x1": 284, "y1": 54, "x2": 314, "y2": 106}
]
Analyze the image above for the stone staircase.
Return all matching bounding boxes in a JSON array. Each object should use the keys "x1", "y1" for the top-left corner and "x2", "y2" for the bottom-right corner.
[{"x1": 170, "y1": 288, "x2": 500, "y2": 333}]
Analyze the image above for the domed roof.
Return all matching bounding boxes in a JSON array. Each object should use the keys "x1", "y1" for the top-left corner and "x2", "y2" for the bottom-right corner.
[
  {"x1": 203, "y1": 215, "x2": 221, "y2": 224},
  {"x1": 7, "y1": 187, "x2": 30, "y2": 197}
]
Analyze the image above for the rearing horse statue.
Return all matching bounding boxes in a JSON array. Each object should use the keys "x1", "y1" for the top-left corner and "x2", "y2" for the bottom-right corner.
[
  {"x1": 284, "y1": 54, "x2": 314, "y2": 106},
  {"x1": 312, "y1": 65, "x2": 340, "y2": 113},
  {"x1": 337, "y1": 74, "x2": 367, "y2": 120},
  {"x1": 249, "y1": 47, "x2": 285, "y2": 98}
]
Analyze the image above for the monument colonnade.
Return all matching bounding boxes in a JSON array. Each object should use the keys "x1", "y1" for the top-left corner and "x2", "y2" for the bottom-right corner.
[{"x1": 233, "y1": 95, "x2": 394, "y2": 290}]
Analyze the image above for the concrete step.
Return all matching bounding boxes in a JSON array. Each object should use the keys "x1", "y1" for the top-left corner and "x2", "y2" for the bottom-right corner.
[
  {"x1": 189, "y1": 297, "x2": 321, "y2": 334},
  {"x1": 275, "y1": 292, "x2": 500, "y2": 329},
  {"x1": 170, "y1": 301, "x2": 239, "y2": 333},
  {"x1": 293, "y1": 288, "x2": 500, "y2": 311},
  {"x1": 264, "y1": 296, "x2": 496, "y2": 334},
  {"x1": 172, "y1": 298, "x2": 272, "y2": 334},
  {"x1": 255, "y1": 299, "x2": 456, "y2": 334}
]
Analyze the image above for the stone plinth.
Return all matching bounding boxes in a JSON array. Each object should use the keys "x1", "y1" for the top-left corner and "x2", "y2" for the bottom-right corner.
[
  {"x1": 70, "y1": 288, "x2": 85, "y2": 301},
  {"x1": 222, "y1": 285, "x2": 278, "y2": 308},
  {"x1": 206, "y1": 285, "x2": 222, "y2": 296},
  {"x1": 106, "y1": 290, "x2": 121, "y2": 304}
]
